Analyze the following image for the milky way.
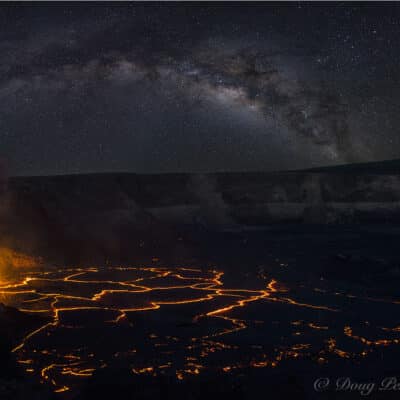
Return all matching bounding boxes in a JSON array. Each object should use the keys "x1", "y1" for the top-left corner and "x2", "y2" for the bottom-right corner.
[{"x1": 1, "y1": 4, "x2": 400, "y2": 175}]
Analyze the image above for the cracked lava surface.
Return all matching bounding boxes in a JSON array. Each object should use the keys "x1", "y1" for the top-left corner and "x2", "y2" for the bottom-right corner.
[{"x1": 1, "y1": 263, "x2": 400, "y2": 395}]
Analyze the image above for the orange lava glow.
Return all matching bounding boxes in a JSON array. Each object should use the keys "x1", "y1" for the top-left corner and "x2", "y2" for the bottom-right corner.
[
  {"x1": 0, "y1": 247, "x2": 41, "y2": 273},
  {"x1": 1, "y1": 262, "x2": 399, "y2": 395}
]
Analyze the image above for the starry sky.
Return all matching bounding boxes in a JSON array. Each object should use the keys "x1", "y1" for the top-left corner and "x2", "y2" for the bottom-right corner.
[{"x1": 1, "y1": 2, "x2": 400, "y2": 176}]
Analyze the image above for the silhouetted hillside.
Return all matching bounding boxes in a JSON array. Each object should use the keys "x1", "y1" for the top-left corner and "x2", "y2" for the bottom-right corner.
[{"x1": 305, "y1": 158, "x2": 400, "y2": 174}]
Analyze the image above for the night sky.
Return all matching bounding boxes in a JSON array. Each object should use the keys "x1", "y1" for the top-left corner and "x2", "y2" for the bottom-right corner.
[{"x1": 1, "y1": 2, "x2": 400, "y2": 176}]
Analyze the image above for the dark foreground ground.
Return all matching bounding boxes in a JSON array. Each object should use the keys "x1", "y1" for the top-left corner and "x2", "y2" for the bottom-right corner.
[
  {"x1": 1, "y1": 223, "x2": 400, "y2": 400},
  {"x1": 1, "y1": 160, "x2": 400, "y2": 399}
]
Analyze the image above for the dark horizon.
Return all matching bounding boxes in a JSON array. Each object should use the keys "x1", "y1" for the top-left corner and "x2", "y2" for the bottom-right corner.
[{"x1": 5, "y1": 156, "x2": 400, "y2": 179}]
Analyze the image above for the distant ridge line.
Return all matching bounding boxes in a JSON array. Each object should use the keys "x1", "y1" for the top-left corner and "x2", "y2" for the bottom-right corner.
[
  {"x1": 9, "y1": 158, "x2": 400, "y2": 179},
  {"x1": 304, "y1": 158, "x2": 400, "y2": 174}
]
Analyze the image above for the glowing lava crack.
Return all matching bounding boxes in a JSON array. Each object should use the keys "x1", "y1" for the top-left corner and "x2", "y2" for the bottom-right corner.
[{"x1": 0, "y1": 264, "x2": 399, "y2": 395}]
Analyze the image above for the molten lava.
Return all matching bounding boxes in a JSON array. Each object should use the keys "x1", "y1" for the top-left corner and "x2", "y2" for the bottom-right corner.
[{"x1": 0, "y1": 260, "x2": 399, "y2": 395}]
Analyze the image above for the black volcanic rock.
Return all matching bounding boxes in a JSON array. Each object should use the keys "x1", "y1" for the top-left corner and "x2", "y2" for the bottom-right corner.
[
  {"x1": 1, "y1": 159, "x2": 400, "y2": 263},
  {"x1": 0, "y1": 303, "x2": 50, "y2": 363},
  {"x1": 1, "y1": 174, "x2": 180, "y2": 263},
  {"x1": 0, "y1": 304, "x2": 54, "y2": 399}
]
